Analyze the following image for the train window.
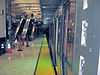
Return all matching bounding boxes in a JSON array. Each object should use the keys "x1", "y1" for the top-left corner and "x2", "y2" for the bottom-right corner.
[
  {"x1": 63, "y1": 4, "x2": 69, "y2": 57},
  {"x1": 57, "y1": 16, "x2": 62, "y2": 55},
  {"x1": 63, "y1": 0, "x2": 75, "y2": 67},
  {"x1": 54, "y1": 19, "x2": 56, "y2": 46},
  {"x1": 51, "y1": 22, "x2": 54, "y2": 44},
  {"x1": 49, "y1": 22, "x2": 53, "y2": 42},
  {"x1": 52, "y1": 22, "x2": 55, "y2": 45}
]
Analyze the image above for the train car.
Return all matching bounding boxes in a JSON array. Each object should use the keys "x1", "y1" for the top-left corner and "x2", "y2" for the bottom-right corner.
[
  {"x1": 48, "y1": 3, "x2": 63, "y2": 75},
  {"x1": 0, "y1": 0, "x2": 6, "y2": 55},
  {"x1": 48, "y1": 0, "x2": 100, "y2": 75}
]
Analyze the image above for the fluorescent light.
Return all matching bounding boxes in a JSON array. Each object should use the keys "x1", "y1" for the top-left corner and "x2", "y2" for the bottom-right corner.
[
  {"x1": 44, "y1": 18, "x2": 51, "y2": 21},
  {"x1": 45, "y1": 18, "x2": 51, "y2": 19},
  {"x1": 30, "y1": 7, "x2": 39, "y2": 10},
  {"x1": 25, "y1": 6, "x2": 40, "y2": 10},
  {"x1": 25, "y1": 8, "x2": 29, "y2": 10},
  {"x1": 27, "y1": 19, "x2": 30, "y2": 21},
  {"x1": 42, "y1": 6, "x2": 46, "y2": 8}
]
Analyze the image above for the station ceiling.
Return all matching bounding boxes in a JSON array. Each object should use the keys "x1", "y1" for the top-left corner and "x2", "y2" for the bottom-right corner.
[
  {"x1": 10, "y1": 0, "x2": 61, "y2": 24},
  {"x1": 11, "y1": 0, "x2": 41, "y2": 19},
  {"x1": 40, "y1": 0, "x2": 61, "y2": 24}
]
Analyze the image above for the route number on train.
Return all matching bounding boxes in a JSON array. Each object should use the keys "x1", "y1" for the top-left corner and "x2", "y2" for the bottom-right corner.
[
  {"x1": 79, "y1": 56, "x2": 85, "y2": 75},
  {"x1": 83, "y1": 0, "x2": 88, "y2": 10},
  {"x1": 81, "y1": 20, "x2": 88, "y2": 46}
]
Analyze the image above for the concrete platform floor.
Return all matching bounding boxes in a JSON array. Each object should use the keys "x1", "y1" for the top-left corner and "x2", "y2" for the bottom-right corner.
[{"x1": 0, "y1": 36, "x2": 43, "y2": 75}]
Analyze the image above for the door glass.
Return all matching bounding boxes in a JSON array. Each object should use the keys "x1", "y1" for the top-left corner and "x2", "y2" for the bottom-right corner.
[
  {"x1": 57, "y1": 16, "x2": 61, "y2": 55},
  {"x1": 63, "y1": 0, "x2": 75, "y2": 67},
  {"x1": 67, "y1": 0, "x2": 75, "y2": 66}
]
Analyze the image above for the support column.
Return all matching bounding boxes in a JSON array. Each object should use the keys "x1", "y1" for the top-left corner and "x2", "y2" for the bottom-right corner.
[{"x1": 8, "y1": 0, "x2": 12, "y2": 48}]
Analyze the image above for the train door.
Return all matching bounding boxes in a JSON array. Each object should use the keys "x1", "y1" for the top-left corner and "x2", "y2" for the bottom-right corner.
[
  {"x1": 54, "y1": 17, "x2": 58, "y2": 66},
  {"x1": 50, "y1": 20, "x2": 56, "y2": 65},
  {"x1": 53, "y1": 18, "x2": 57, "y2": 65},
  {"x1": 57, "y1": 16, "x2": 62, "y2": 56},
  {"x1": 63, "y1": 1, "x2": 70, "y2": 74},
  {"x1": 63, "y1": 0, "x2": 76, "y2": 75},
  {"x1": 57, "y1": 16, "x2": 62, "y2": 75},
  {"x1": 53, "y1": 15, "x2": 62, "y2": 75}
]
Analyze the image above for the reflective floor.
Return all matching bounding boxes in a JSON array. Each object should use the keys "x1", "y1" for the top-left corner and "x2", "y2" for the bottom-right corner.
[{"x1": 0, "y1": 36, "x2": 43, "y2": 75}]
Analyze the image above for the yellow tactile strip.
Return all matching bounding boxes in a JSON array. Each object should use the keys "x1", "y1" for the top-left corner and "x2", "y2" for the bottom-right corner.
[{"x1": 35, "y1": 37, "x2": 56, "y2": 75}]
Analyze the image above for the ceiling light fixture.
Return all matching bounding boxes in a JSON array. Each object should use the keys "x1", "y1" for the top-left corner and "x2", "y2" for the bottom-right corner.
[
  {"x1": 25, "y1": 6, "x2": 40, "y2": 10},
  {"x1": 30, "y1": 7, "x2": 39, "y2": 10},
  {"x1": 42, "y1": 6, "x2": 46, "y2": 8}
]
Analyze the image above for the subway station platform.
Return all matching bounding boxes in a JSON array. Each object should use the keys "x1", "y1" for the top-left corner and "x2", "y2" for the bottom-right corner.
[
  {"x1": 35, "y1": 36, "x2": 56, "y2": 75},
  {"x1": 0, "y1": 0, "x2": 100, "y2": 75},
  {"x1": 0, "y1": 35, "x2": 55, "y2": 75}
]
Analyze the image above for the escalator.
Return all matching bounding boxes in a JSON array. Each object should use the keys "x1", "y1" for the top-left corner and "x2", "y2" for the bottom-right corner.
[
  {"x1": 25, "y1": 19, "x2": 34, "y2": 40},
  {"x1": 15, "y1": 19, "x2": 26, "y2": 39},
  {"x1": 22, "y1": 19, "x2": 30, "y2": 38},
  {"x1": 15, "y1": 19, "x2": 23, "y2": 38}
]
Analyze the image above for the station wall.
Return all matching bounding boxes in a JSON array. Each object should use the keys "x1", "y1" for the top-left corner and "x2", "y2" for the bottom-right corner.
[{"x1": 0, "y1": 0, "x2": 6, "y2": 38}]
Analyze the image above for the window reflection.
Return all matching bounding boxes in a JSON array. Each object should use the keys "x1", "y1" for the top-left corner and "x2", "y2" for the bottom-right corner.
[
  {"x1": 57, "y1": 16, "x2": 61, "y2": 55},
  {"x1": 64, "y1": 0, "x2": 75, "y2": 66}
]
